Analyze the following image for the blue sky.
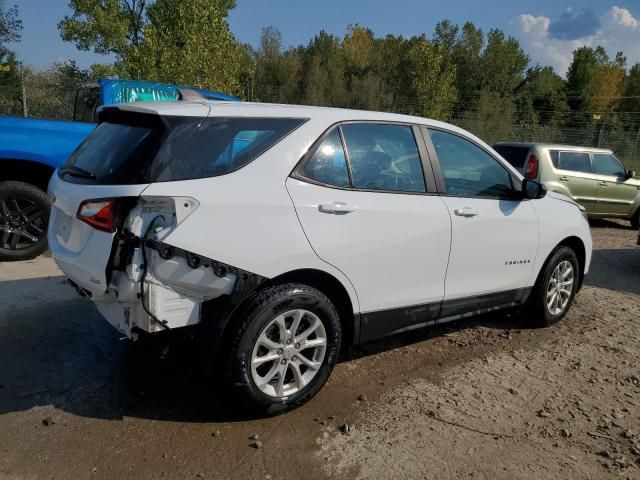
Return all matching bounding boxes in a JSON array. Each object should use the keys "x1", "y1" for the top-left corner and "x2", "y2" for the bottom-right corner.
[{"x1": 7, "y1": 0, "x2": 640, "y2": 76}]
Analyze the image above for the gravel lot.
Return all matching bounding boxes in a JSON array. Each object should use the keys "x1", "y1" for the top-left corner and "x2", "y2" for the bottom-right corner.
[{"x1": 0, "y1": 220, "x2": 639, "y2": 479}]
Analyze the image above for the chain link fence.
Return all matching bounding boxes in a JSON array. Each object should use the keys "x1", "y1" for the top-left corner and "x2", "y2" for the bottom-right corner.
[
  {"x1": 2, "y1": 80, "x2": 639, "y2": 170},
  {"x1": 0, "y1": 77, "x2": 77, "y2": 121}
]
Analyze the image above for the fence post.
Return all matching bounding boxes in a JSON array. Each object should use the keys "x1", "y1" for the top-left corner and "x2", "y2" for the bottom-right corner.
[
  {"x1": 19, "y1": 62, "x2": 27, "y2": 118},
  {"x1": 632, "y1": 121, "x2": 640, "y2": 164}
]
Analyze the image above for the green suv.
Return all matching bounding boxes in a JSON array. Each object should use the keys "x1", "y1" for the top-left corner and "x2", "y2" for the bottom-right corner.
[{"x1": 494, "y1": 142, "x2": 640, "y2": 228}]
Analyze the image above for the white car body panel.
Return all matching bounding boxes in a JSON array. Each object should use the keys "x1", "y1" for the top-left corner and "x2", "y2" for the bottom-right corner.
[
  {"x1": 441, "y1": 197, "x2": 539, "y2": 299},
  {"x1": 285, "y1": 178, "x2": 451, "y2": 313}
]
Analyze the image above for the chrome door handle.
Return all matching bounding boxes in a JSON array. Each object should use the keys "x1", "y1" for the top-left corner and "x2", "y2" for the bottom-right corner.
[
  {"x1": 454, "y1": 207, "x2": 479, "y2": 217},
  {"x1": 318, "y1": 202, "x2": 355, "y2": 215},
  {"x1": 599, "y1": 181, "x2": 607, "y2": 186},
  {"x1": 559, "y1": 176, "x2": 569, "y2": 182}
]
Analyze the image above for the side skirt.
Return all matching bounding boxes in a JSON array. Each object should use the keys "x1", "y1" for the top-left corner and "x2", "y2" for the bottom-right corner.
[{"x1": 357, "y1": 288, "x2": 531, "y2": 345}]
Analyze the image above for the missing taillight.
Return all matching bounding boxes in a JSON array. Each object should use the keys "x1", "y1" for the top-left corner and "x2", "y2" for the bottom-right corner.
[{"x1": 77, "y1": 199, "x2": 117, "y2": 232}]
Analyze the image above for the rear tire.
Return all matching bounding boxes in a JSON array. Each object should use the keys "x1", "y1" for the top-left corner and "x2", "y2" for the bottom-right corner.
[
  {"x1": 523, "y1": 246, "x2": 579, "y2": 327},
  {"x1": 0, "y1": 181, "x2": 50, "y2": 261},
  {"x1": 217, "y1": 283, "x2": 341, "y2": 415}
]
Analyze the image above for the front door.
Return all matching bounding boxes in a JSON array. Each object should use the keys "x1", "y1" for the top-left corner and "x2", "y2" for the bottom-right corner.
[
  {"x1": 286, "y1": 123, "x2": 452, "y2": 340},
  {"x1": 425, "y1": 128, "x2": 539, "y2": 314},
  {"x1": 592, "y1": 153, "x2": 638, "y2": 216}
]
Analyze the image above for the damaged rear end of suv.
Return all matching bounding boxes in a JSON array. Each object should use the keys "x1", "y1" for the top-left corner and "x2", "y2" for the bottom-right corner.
[{"x1": 48, "y1": 101, "x2": 328, "y2": 412}]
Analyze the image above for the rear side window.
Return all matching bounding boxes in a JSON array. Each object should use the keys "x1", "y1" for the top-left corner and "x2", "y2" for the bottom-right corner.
[
  {"x1": 493, "y1": 145, "x2": 530, "y2": 171},
  {"x1": 592, "y1": 153, "x2": 625, "y2": 177},
  {"x1": 61, "y1": 115, "x2": 306, "y2": 184},
  {"x1": 341, "y1": 124, "x2": 426, "y2": 193},
  {"x1": 553, "y1": 151, "x2": 591, "y2": 173}
]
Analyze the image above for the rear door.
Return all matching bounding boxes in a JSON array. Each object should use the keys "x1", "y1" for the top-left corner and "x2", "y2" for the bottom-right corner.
[
  {"x1": 591, "y1": 153, "x2": 638, "y2": 216},
  {"x1": 550, "y1": 150, "x2": 598, "y2": 213},
  {"x1": 426, "y1": 128, "x2": 538, "y2": 311},
  {"x1": 286, "y1": 123, "x2": 452, "y2": 340}
]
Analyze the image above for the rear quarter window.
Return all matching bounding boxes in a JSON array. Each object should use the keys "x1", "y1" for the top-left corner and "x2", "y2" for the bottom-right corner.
[{"x1": 61, "y1": 114, "x2": 307, "y2": 184}]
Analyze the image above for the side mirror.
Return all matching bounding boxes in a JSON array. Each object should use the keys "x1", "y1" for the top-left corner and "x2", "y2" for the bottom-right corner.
[
  {"x1": 625, "y1": 169, "x2": 635, "y2": 180},
  {"x1": 522, "y1": 179, "x2": 547, "y2": 199}
]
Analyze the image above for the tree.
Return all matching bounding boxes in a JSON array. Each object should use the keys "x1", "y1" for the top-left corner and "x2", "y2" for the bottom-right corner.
[
  {"x1": 141, "y1": 0, "x2": 249, "y2": 95},
  {"x1": 0, "y1": 0, "x2": 21, "y2": 47},
  {"x1": 408, "y1": 36, "x2": 457, "y2": 119},
  {"x1": 450, "y1": 22, "x2": 483, "y2": 107},
  {"x1": 59, "y1": 0, "x2": 147, "y2": 77},
  {"x1": 566, "y1": 46, "x2": 608, "y2": 111},
  {"x1": 620, "y1": 63, "x2": 640, "y2": 113},
  {"x1": 479, "y1": 29, "x2": 528, "y2": 96}
]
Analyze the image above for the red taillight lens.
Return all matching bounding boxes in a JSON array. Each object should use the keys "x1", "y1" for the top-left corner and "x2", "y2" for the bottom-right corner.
[
  {"x1": 77, "y1": 199, "x2": 117, "y2": 232},
  {"x1": 524, "y1": 155, "x2": 539, "y2": 179}
]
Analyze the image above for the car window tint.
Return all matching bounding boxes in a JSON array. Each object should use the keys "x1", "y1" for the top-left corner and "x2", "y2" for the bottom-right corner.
[
  {"x1": 549, "y1": 150, "x2": 559, "y2": 167},
  {"x1": 556, "y1": 152, "x2": 591, "y2": 173},
  {"x1": 493, "y1": 145, "x2": 530, "y2": 171},
  {"x1": 428, "y1": 129, "x2": 513, "y2": 197},
  {"x1": 301, "y1": 129, "x2": 350, "y2": 188},
  {"x1": 341, "y1": 124, "x2": 426, "y2": 193},
  {"x1": 592, "y1": 153, "x2": 625, "y2": 177}
]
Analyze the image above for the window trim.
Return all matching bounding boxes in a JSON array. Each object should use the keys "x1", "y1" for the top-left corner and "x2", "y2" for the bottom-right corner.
[
  {"x1": 551, "y1": 149, "x2": 594, "y2": 175},
  {"x1": 423, "y1": 126, "x2": 522, "y2": 200},
  {"x1": 591, "y1": 152, "x2": 626, "y2": 178},
  {"x1": 290, "y1": 120, "x2": 438, "y2": 196}
]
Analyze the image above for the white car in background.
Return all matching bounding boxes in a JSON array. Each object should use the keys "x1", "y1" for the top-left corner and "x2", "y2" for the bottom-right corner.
[{"x1": 48, "y1": 101, "x2": 592, "y2": 412}]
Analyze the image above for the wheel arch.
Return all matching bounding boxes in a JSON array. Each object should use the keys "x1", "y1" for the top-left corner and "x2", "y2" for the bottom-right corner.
[
  {"x1": 0, "y1": 158, "x2": 55, "y2": 191},
  {"x1": 205, "y1": 268, "x2": 359, "y2": 355},
  {"x1": 542, "y1": 236, "x2": 586, "y2": 291},
  {"x1": 266, "y1": 268, "x2": 358, "y2": 349}
]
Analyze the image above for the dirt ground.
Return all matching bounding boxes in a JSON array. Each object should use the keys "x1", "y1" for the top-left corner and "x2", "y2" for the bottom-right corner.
[{"x1": 0, "y1": 220, "x2": 639, "y2": 480}]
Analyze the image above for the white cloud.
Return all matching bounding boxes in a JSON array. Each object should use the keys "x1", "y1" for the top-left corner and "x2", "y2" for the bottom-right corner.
[{"x1": 514, "y1": 6, "x2": 640, "y2": 77}]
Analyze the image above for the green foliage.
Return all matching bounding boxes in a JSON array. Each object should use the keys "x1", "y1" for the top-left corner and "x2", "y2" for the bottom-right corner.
[
  {"x1": 141, "y1": 0, "x2": 248, "y2": 95},
  {"x1": 0, "y1": 0, "x2": 21, "y2": 46},
  {"x1": 408, "y1": 37, "x2": 457, "y2": 118}
]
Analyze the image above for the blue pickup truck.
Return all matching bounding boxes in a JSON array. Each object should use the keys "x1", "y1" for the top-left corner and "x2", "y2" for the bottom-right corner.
[{"x1": 0, "y1": 79, "x2": 238, "y2": 261}]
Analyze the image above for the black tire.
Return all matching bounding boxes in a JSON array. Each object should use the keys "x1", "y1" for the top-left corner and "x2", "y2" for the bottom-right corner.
[
  {"x1": 0, "y1": 181, "x2": 50, "y2": 261},
  {"x1": 631, "y1": 209, "x2": 640, "y2": 229},
  {"x1": 524, "y1": 246, "x2": 580, "y2": 327},
  {"x1": 218, "y1": 283, "x2": 341, "y2": 415}
]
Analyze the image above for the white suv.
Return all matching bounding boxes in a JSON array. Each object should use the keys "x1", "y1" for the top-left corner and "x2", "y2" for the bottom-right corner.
[{"x1": 48, "y1": 101, "x2": 592, "y2": 412}]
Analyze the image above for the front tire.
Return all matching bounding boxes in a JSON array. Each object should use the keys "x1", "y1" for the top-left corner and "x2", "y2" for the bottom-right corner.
[
  {"x1": 0, "y1": 181, "x2": 50, "y2": 261},
  {"x1": 220, "y1": 283, "x2": 341, "y2": 414},
  {"x1": 631, "y1": 209, "x2": 640, "y2": 229},
  {"x1": 524, "y1": 246, "x2": 579, "y2": 327}
]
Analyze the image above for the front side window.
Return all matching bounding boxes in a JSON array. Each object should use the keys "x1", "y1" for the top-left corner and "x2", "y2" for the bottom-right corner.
[
  {"x1": 74, "y1": 86, "x2": 100, "y2": 123},
  {"x1": 300, "y1": 129, "x2": 350, "y2": 188},
  {"x1": 428, "y1": 129, "x2": 513, "y2": 197},
  {"x1": 592, "y1": 153, "x2": 625, "y2": 177},
  {"x1": 341, "y1": 124, "x2": 426, "y2": 193},
  {"x1": 553, "y1": 151, "x2": 591, "y2": 173}
]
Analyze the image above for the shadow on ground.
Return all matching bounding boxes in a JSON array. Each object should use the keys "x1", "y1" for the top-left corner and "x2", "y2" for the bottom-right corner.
[{"x1": 0, "y1": 275, "x2": 526, "y2": 425}]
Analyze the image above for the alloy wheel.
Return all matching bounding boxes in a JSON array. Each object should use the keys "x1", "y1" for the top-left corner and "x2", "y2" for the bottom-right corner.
[
  {"x1": 0, "y1": 197, "x2": 46, "y2": 251},
  {"x1": 546, "y1": 260, "x2": 574, "y2": 315},
  {"x1": 250, "y1": 309, "x2": 327, "y2": 398}
]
